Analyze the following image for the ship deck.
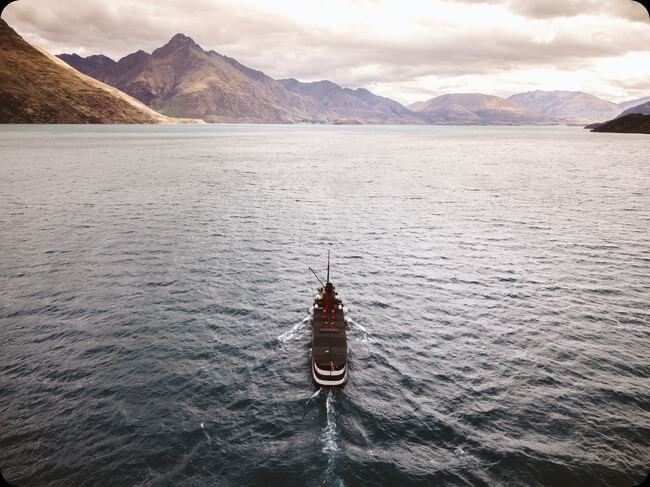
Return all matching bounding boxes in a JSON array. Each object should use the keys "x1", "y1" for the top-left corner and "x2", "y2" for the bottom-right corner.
[{"x1": 311, "y1": 305, "x2": 347, "y2": 366}]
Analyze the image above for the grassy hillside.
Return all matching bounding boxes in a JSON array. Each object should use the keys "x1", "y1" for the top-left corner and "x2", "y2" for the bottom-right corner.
[{"x1": 0, "y1": 18, "x2": 173, "y2": 123}]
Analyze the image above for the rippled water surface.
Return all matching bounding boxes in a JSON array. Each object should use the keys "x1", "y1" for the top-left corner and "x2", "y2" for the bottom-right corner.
[{"x1": 1, "y1": 125, "x2": 649, "y2": 486}]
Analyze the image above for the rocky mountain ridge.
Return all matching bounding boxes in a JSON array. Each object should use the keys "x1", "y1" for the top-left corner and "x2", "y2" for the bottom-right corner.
[{"x1": 58, "y1": 34, "x2": 424, "y2": 124}]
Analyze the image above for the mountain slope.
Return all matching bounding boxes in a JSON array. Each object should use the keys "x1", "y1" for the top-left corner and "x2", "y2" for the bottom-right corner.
[
  {"x1": 508, "y1": 90, "x2": 620, "y2": 124},
  {"x1": 278, "y1": 78, "x2": 425, "y2": 123},
  {"x1": 0, "y1": 18, "x2": 173, "y2": 123},
  {"x1": 411, "y1": 93, "x2": 546, "y2": 125},
  {"x1": 344, "y1": 87, "x2": 427, "y2": 123},
  {"x1": 618, "y1": 96, "x2": 650, "y2": 112}
]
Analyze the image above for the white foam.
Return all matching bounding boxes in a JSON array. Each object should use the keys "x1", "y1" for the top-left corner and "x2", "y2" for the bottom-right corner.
[
  {"x1": 319, "y1": 390, "x2": 346, "y2": 486},
  {"x1": 346, "y1": 317, "x2": 373, "y2": 343},
  {"x1": 201, "y1": 422, "x2": 211, "y2": 443},
  {"x1": 347, "y1": 317, "x2": 365, "y2": 332},
  {"x1": 308, "y1": 387, "x2": 323, "y2": 401},
  {"x1": 326, "y1": 389, "x2": 334, "y2": 414},
  {"x1": 321, "y1": 390, "x2": 339, "y2": 454},
  {"x1": 277, "y1": 310, "x2": 312, "y2": 344}
]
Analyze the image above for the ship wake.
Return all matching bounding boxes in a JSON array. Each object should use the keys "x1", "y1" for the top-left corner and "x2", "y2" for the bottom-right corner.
[
  {"x1": 346, "y1": 316, "x2": 372, "y2": 343},
  {"x1": 320, "y1": 390, "x2": 345, "y2": 486},
  {"x1": 277, "y1": 307, "x2": 313, "y2": 345}
]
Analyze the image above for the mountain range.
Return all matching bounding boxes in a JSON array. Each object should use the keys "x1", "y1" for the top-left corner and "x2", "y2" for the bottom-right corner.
[
  {"x1": 1, "y1": 18, "x2": 647, "y2": 128},
  {"x1": 278, "y1": 78, "x2": 427, "y2": 124},
  {"x1": 58, "y1": 34, "x2": 427, "y2": 124},
  {"x1": 57, "y1": 33, "x2": 648, "y2": 126},
  {"x1": 0, "y1": 18, "x2": 177, "y2": 123},
  {"x1": 63, "y1": 34, "x2": 315, "y2": 123},
  {"x1": 408, "y1": 93, "x2": 546, "y2": 125},
  {"x1": 508, "y1": 90, "x2": 623, "y2": 125}
]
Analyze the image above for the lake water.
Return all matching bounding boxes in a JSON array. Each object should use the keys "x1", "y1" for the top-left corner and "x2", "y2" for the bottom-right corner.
[{"x1": 1, "y1": 124, "x2": 649, "y2": 486}]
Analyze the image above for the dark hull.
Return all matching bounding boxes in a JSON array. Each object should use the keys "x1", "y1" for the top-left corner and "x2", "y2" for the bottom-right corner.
[{"x1": 310, "y1": 291, "x2": 348, "y2": 387}]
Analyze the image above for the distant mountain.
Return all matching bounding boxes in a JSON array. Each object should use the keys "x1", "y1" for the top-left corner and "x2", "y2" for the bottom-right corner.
[
  {"x1": 278, "y1": 79, "x2": 426, "y2": 124},
  {"x1": 58, "y1": 34, "x2": 322, "y2": 123},
  {"x1": 0, "y1": 19, "x2": 172, "y2": 123},
  {"x1": 410, "y1": 93, "x2": 546, "y2": 125},
  {"x1": 620, "y1": 101, "x2": 650, "y2": 116},
  {"x1": 508, "y1": 90, "x2": 621, "y2": 124},
  {"x1": 591, "y1": 114, "x2": 650, "y2": 134},
  {"x1": 58, "y1": 34, "x2": 419, "y2": 124},
  {"x1": 345, "y1": 87, "x2": 429, "y2": 123},
  {"x1": 58, "y1": 53, "x2": 117, "y2": 80},
  {"x1": 618, "y1": 96, "x2": 650, "y2": 112}
]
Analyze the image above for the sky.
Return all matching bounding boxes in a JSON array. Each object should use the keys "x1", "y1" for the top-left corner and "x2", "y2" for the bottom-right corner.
[{"x1": 3, "y1": 0, "x2": 650, "y2": 104}]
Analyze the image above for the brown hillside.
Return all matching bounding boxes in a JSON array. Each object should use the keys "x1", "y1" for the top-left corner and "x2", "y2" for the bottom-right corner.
[{"x1": 0, "y1": 18, "x2": 173, "y2": 123}]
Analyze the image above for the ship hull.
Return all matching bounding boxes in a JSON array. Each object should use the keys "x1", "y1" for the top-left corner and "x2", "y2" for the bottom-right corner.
[{"x1": 310, "y1": 290, "x2": 348, "y2": 388}]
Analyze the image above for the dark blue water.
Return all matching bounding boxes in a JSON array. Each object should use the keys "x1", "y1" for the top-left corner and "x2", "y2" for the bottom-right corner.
[{"x1": 1, "y1": 125, "x2": 649, "y2": 486}]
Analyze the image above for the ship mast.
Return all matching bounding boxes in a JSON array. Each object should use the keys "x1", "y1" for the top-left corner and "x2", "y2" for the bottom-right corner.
[{"x1": 326, "y1": 249, "x2": 330, "y2": 284}]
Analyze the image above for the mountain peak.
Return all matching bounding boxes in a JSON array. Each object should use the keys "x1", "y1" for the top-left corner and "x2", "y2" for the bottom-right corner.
[
  {"x1": 168, "y1": 33, "x2": 194, "y2": 45},
  {"x1": 153, "y1": 33, "x2": 200, "y2": 57}
]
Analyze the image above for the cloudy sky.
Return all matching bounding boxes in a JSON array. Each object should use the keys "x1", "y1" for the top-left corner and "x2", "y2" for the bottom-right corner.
[{"x1": 4, "y1": 0, "x2": 650, "y2": 103}]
